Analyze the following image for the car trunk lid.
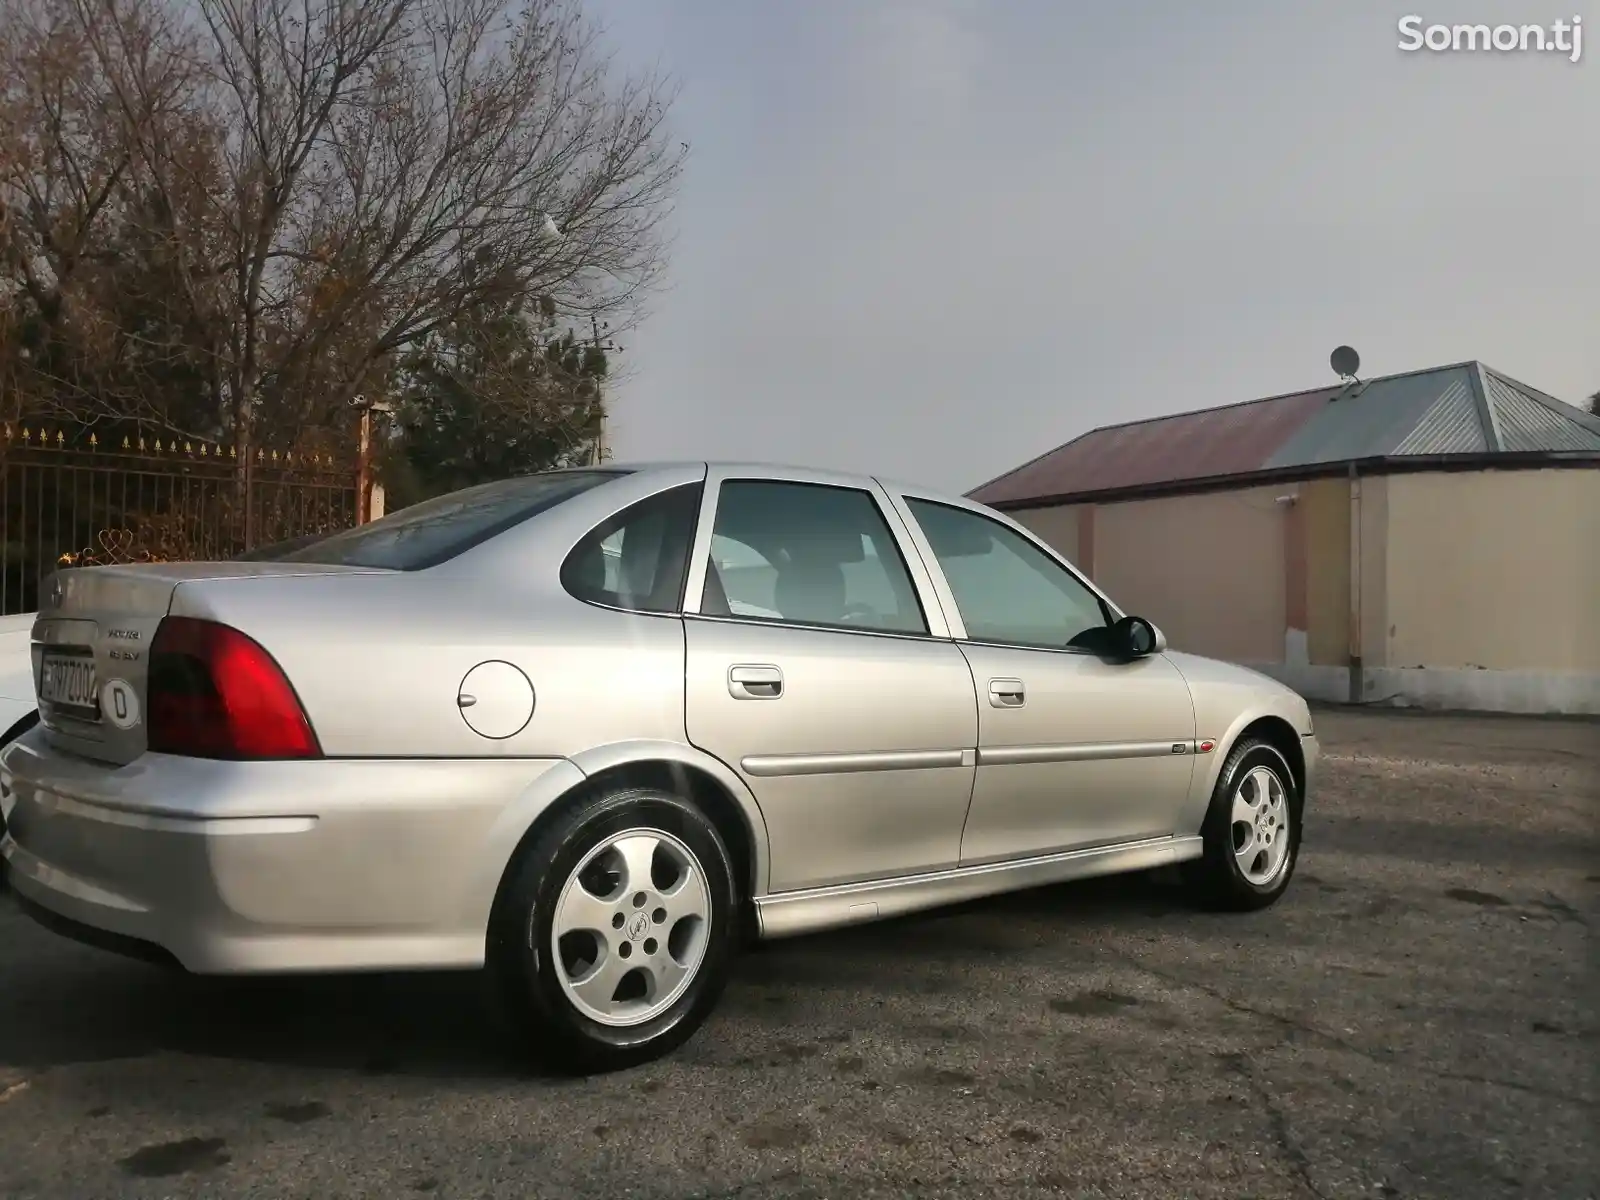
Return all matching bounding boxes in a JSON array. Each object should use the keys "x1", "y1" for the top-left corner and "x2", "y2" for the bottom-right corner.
[{"x1": 32, "y1": 561, "x2": 385, "y2": 766}]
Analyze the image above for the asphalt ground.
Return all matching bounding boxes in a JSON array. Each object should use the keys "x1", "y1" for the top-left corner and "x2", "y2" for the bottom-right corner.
[{"x1": 0, "y1": 707, "x2": 1594, "y2": 1199}]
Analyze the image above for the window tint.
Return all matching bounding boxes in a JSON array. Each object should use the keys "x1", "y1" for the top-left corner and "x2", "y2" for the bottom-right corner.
[
  {"x1": 274, "y1": 470, "x2": 625, "y2": 570},
  {"x1": 562, "y1": 483, "x2": 703, "y2": 613},
  {"x1": 700, "y1": 481, "x2": 927, "y2": 635},
  {"x1": 906, "y1": 499, "x2": 1109, "y2": 649}
]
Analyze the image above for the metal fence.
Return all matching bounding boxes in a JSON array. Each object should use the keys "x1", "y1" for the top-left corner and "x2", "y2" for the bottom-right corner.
[{"x1": 1, "y1": 424, "x2": 359, "y2": 616}]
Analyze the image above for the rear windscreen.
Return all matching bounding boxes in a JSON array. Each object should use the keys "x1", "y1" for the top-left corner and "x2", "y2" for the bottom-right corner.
[{"x1": 268, "y1": 470, "x2": 627, "y2": 570}]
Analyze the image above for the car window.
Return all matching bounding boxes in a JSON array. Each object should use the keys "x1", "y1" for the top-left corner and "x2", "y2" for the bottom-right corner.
[
  {"x1": 274, "y1": 470, "x2": 626, "y2": 570},
  {"x1": 905, "y1": 498, "x2": 1109, "y2": 649},
  {"x1": 562, "y1": 483, "x2": 703, "y2": 614},
  {"x1": 700, "y1": 480, "x2": 928, "y2": 635}
]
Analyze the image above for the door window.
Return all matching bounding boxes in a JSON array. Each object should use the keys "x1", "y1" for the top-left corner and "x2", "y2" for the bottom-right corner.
[
  {"x1": 700, "y1": 480, "x2": 928, "y2": 635},
  {"x1": 905, "y1": 498, "x2": 1110, "y2": 649},
  {"x1": 561, "y1": 483, "x2": 703, "y2": 613}
]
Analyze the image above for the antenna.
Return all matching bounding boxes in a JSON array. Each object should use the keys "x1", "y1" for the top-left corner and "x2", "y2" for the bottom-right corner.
[{"x1": 1330, "y1": 345, "x2": 1361, "y2": 383}]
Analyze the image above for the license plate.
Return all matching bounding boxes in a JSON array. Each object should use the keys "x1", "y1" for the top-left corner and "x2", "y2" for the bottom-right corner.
[{"x1": 40, "y1": 651, "x2": 99, "y2": 720}]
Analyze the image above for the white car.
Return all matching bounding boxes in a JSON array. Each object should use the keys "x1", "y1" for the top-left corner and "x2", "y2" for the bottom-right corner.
[
  {"x1": 0, "y1": 612, "x2": 37, "y2": 745},
  {"x1": 0, "y1": 612, "x2": 39, "y2": 882}
]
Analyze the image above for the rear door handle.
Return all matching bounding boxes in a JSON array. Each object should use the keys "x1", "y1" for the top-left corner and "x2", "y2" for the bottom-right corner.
[
  {"x1": 988, "y1": 678, "x2": 1025, "y2": 708},
  {"x1": 729, "y1": 664, "x2": 783, "y2": 700}
]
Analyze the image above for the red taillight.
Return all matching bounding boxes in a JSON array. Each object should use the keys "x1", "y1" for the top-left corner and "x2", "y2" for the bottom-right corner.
[{"x1": 147, "y1": 617, "x2": 321, "y2": 760}]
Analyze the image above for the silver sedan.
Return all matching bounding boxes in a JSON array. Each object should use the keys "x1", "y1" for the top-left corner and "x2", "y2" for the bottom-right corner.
[{"x1": 1, "y1": 462, "x2": 1316, "y2": 1072}]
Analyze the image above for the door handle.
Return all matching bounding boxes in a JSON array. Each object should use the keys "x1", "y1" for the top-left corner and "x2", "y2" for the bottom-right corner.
[
  {"x1": 988, "y1": 678, "x2": 1025, "y2": 708},
  {"x1": 728, "y1": 664, "x2": 783, "y2": 700}
]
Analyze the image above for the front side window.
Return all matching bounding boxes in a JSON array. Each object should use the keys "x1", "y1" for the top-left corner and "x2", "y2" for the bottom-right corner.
[
  {"x1": 562, "y1": 483, "x2": 703, "y2": 613},
  {"x1": 700, "y1": 480, "x2": 928, "y2": 635},
  {"x1": 906, "y1": 498, "x2": 1110, "y2": 649}
]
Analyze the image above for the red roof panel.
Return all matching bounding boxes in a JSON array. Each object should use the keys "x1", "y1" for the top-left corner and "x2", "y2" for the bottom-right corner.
[{"x1": 971, "y1": 386, "x2": 1336, "y2": 506}]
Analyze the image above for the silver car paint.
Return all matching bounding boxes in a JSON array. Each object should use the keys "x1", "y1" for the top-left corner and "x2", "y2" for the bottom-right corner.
[{"x1": 2, "y1": 460, "x2": 1318, "y2": 974}]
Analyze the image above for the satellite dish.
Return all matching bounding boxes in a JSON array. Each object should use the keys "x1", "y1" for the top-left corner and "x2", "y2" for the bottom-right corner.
[{"x1": 1330, "y1": 345, "x2": 1361, "y2": 380}]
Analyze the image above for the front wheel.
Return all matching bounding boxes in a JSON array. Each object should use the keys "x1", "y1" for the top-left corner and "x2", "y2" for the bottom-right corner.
[
  {"x1": 1182, "y1": 737, "x2": 1301, "y2": 911},
  {"x1": 487, "y1": 786, "x2": 739, "y2": 1074}
]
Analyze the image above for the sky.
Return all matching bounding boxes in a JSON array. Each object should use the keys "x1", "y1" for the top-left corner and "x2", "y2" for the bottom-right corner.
[{"x1": 583, "y1": 1, "x2": 1597, "y2": 494}]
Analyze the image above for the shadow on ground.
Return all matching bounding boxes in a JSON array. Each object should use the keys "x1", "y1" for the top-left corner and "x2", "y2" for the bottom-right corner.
[{"x1": 0, "y1": 869, "x2": 1190, "y2": 1083}]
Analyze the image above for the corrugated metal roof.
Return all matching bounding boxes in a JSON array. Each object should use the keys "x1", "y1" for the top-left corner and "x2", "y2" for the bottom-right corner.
[
  {"x1": 1481, "y1": 368, "x2": 1600, "y2": 452},
  {"x1": 1266, "y1": 367, "x2": 1485, "y2": 466},
  {"x1": 969, "y1": 361, "x2": 1600, "y2": 507},
  {"x1": 1392, "y1": 377, "x2": 1486, "y2": 455},
  {"x1": 968, "y1": 387, "x2": 1331, "y2": 507}
]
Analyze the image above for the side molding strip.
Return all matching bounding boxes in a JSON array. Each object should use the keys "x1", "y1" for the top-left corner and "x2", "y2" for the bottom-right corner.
[
  {"x1": 977, "y1": 740, "x2": 1181, "y2": 766},
  {"x1": 741, "y1": 748, "x2": 965, "y2": 777}
]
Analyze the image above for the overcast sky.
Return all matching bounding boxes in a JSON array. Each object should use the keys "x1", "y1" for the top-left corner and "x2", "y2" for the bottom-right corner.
[{"x1": 585, "y1": 1, "x2": 1596, "y2": 493}]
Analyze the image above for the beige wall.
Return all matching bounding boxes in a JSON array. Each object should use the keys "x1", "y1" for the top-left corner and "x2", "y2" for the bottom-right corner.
[
  {"x1": 1008, "y1": 467, "x2": 1599, "y2": 712},
  {"x1": 1086, "y1": 485, "x2": 1289, "y2": 664},
  {"x1": 1301, "y1": 477, "x2": 1350, "y2": 666},
  {"x1": 1355, "y1": 474, "x2": 1389, "y2": 669},
  {"x1": 1012, "y1": 504, "x2": 1080, "y2": 565},
  {"x1": 1383, "y1": 468, "x2": 1600, "y2": 672}
]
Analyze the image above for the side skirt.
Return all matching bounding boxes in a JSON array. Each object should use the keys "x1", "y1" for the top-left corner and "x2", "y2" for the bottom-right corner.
[{"x1": 753, "y1": 834, "x2": 1204, "y2": 939}]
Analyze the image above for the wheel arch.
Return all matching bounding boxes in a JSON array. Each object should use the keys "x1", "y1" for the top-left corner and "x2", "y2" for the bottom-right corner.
[
  {"x1": 482, "y1": 741, "x2": 770, "y2": 952},
  {"x1": 1178, "y1": 706, "x2": 1309, "y2": 835},
  {"x1": 1234, "y1": 715, "x2": 1307, "y2": 803},
  {"x1": 0, "y1": 706, "x2": 38, "y2": 749},
  {"x1": 0, "y1": 708, "x2": 36, "y2": 883}
]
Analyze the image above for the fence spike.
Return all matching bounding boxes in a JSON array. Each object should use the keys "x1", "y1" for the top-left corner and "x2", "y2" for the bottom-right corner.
[
  {"x1": 184, "y1": 441, "x2": 193, "y2": 454},
  {"x1": 56, "y1": 430, "x2": 65, "y2": 446},
  {"x1": 21, "y1": 427, "x2": 30, "y2": 442},
  {"x1": 2, "y1": 424, "x2": 10, "y2": 440},
  {"x1": 229, "y1": 445, "x2": 237, "y2": 458},
  {"x1": 137, "y1": 437, "x2": 146, "y2": 451},
  {"x1": 89, "y1": 433, "x2": 98, "y2": 447},
  {"x1": 122, "y1": 436, "x2": 131, "y2": 449},
  {"x1": 271, "y1": 449, "x2": 280, "y2": 462}
]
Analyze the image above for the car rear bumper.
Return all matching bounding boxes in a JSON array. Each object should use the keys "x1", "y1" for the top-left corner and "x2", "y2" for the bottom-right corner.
[{"x1": 0, "y1": 729, "x2": 575, "y2": 973}]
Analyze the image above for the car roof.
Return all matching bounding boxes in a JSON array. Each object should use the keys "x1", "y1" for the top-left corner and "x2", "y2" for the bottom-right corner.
[{"x1": 607, "y1": 460, "x2": 956, "y2": 502}]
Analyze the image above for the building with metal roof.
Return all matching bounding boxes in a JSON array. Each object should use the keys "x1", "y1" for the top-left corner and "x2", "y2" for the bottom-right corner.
[
  {"x1": 969, "y1": 361, "x2": 1600, "y2": 510},
  {"x1": 972, "y1": 361, "x2": 1600, "y2": 716}
]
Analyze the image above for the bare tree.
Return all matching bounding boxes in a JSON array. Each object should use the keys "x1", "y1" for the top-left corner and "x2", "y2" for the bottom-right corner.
[
  {"x1": 1588, "y1": 389, "x2": 1599, "y2": 417},
  {"x1": 64, "y1": 0, "x2": 683, "y2": 454},
  {"x1": 0, "y1": 0, "x2": 207, "y2": 431}
]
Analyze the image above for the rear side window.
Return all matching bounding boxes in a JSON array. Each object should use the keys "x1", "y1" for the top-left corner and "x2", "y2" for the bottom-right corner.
[
  {"x1": 700, "y1": 480, "x2": 928, "y2": 635},
  {"x1": 562, "y1": 483, "x2": 704, "y2": 613},
  {"x1": 274, "y1": 470, "x2": 626, "y2": 570}
]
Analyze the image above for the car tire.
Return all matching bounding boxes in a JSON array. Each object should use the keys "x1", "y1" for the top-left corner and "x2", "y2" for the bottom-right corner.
[
  {"x1": 0, "y1": 711, "x2": 40, "y2": 893},
  {"x1": 487, "y1": 786, "x2": 739, "y2": 1075},
  {"x1": 1182, "y1": 736, "x2": 1301, "y2": 912}
]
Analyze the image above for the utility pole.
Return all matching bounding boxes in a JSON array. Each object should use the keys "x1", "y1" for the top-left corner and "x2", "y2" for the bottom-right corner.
[
  {"x1": 351, "y1": 394, "x2": 394, "y2": 523},
  {"x1": 589, "y1": 314, "x2": 620, "y2": 466}
]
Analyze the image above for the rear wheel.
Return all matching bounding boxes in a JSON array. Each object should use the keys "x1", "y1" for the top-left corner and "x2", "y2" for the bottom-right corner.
[
  {"x1": 487, "y1": 786, "x2": 739, "y2": 1074},
  {"x1": 1182, "y1": 737, "x2": 1301, "y2": 911}
]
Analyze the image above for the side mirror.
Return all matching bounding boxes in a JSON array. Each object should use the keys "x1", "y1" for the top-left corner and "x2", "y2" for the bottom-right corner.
[{"x1": 1112, "y1": 615, "x2": 1166, "y2": 658}]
